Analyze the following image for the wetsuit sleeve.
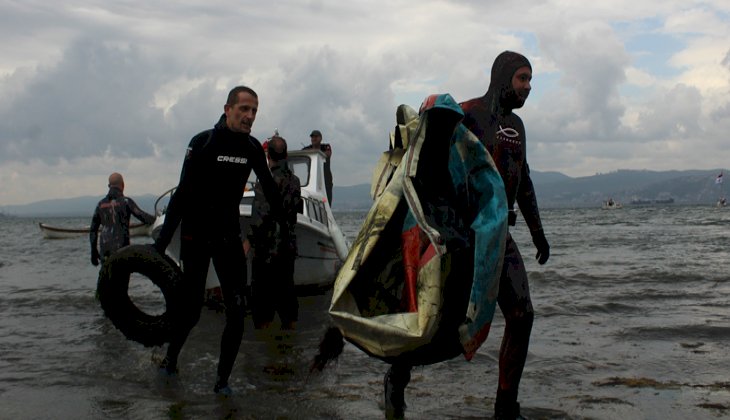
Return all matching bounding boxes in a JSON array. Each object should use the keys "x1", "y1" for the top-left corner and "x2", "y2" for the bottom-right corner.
[
  {"x1": 90, "y1": 204, "x2": 101, "y2": 251},
  {"x1": 284, "y1": 174, "x2": 301, "y2": 254},
  {"x1": 126, "y1": 197, "x2": 156, "y2": 225},
  {"x1": 251, "y1": 146, "x2": 284, "y2": 223},
  {"x1": 245, "y1": 182, "x2": 265, "y2": 243},
  {"x1": 155, "y1": 137, "x2": 200, "y2": 250},
  {"x1": 516, "y1": 162, "x2": 543, "y2": 234},
  {"x1": 294, "y1": 177, "x2": 304, "y2": 214},
  {"x1": 509, "y1": 117, "x2": 543, "y2": 234},
  {"x1": 285, "y1": 175, "x2": 302, "y2": 226}
]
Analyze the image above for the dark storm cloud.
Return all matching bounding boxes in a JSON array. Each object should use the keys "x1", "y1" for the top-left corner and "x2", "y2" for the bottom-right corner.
[{"x1": 0, "y1": 37, "x2": 178, "y2": 164}]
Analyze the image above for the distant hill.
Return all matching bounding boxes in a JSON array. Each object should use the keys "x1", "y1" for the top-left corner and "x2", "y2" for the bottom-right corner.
[
  {"x1": 0, "y1": 194, "x2": 162, "y2": 218},
  {"x1": 532, "y1": 169, "x2": 727, "y2": 208},
  {"x1": 1, "y1": 169, "x2": 726, "y2": 216}
]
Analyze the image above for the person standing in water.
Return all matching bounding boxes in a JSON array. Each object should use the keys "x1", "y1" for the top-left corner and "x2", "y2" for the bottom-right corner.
[
  {"x1": 153, "y1": 86, "x2": 285, "y2": 396},
  {"x1": 382, "y1": 51, "x2": 550, "y2": 420},
  {"x1": 302, "y1": 129, "x2": 333, "y2": 204},
  {"x1": 245, "y1": 135, "x2": 303, "y2": 330},
  {"x1": 460, "y1": 50, "x2": 550, "y2": 419},
  {"x1": 90, "y1": 172, "x2": 155, "y2": 267}
]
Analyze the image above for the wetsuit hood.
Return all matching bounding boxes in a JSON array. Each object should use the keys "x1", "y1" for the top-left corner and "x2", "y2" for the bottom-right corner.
[{"x1": 483, "y1": 51, "x2": 531, "y2": 115}]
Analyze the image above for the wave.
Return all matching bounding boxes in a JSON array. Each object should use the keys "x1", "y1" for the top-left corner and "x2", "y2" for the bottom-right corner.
[{"x1": 614, "y1": 324, "x2": 730, "y2": 341}]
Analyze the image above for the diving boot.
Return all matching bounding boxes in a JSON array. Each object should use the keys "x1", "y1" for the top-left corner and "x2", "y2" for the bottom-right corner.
[
  {"x1": 214, "y1": 377, "x2": 233, "y2": 396},
  {"x1": 494, "y1": 401, "x2": 525, "y2": 420},
  {"x1": 384, "y1": 365, "x2": 410, "y2": 419},
  {"x1": 494, "y1": 387, "x2": 525, "y2": 420},
  {"x1": 157, "y1": 356, "x2": 178, "y2": 377}
]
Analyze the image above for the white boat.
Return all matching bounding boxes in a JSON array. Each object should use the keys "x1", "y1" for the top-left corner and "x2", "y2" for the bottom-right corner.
[
  {"x1": 151, "y1": 149, "x2": 350, "y2": 296},
  {"x1": 39, "y1": 222, "x2": 151, "y2": 239}
]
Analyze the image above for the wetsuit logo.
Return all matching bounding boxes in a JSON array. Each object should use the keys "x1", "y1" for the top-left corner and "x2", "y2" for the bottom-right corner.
[
  {"x1": 217, "y1": 155, "x2": 248, "y2": 164},
  {"x1": 496, "y1": 125, "x2": 521, "y2": 146}
]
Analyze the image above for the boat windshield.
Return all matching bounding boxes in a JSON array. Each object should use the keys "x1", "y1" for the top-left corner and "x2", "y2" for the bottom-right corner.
[{"x1": 287, "y1": 156, "x2": 311, "y2": 187}]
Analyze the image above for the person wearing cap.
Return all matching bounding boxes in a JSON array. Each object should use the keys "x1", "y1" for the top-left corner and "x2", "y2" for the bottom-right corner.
[
  {"x1": 302, "y1": 129, "x2": 333, "y2": 204},
  {"x1": 381, "y1": 51, "x2": 550, "y2": 420},
  {"x1": 245, "y1": 135, "x2": 303, "y2": 330},
  {"x1": 90, "y1": 172, "x2": 155, "y2": 268}
]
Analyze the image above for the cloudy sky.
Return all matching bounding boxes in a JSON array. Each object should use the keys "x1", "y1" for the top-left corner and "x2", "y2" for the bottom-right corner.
[{"x1": 1, "y1": 1, "x2": 729, "y2": 206}]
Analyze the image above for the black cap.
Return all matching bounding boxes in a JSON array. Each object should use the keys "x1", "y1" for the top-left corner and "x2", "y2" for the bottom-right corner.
[{"x1": 310, "y1": 130, "x2": 322, "y2": 137}]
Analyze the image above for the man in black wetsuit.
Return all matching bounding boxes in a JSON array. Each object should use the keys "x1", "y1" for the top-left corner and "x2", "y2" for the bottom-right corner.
[
  {"x1": 90, "y1": 172, "x2": 155, "y2": 266},
  {"x1": 383, "y1": 51, "x2": 550, "y2": 420},
  {"x1": 154, "y1": 86, "x2": 284, "y2": 396},
  {"x1": 460, "y1": 50, "x2": 550, "y2": 419},
  {"x1": 302, "y1": 129, "x2": 333, "y2": 204}
]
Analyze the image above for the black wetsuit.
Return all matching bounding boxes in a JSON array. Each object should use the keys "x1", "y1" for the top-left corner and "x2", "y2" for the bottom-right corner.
[
  {"x1": 90, "y1": 187, "x2": 155, "y2": 261},
  {"x1": 155, "y1": 114, "x2": 283, "y2": 387},
  {"x1": 247, "y1": 159, "x2": 303, "y2": 327},
  {"x1": 460, "y1": 51, "x2": 548, "y2": 411},
  {"x1": 385, "y1": 53, "x2": 549, "y2": 419}
]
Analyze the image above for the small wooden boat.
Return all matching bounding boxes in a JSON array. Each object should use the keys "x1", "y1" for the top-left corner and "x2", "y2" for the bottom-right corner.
[{"x1": 39, "y1": 222, "x2": 151, "y2": 239}]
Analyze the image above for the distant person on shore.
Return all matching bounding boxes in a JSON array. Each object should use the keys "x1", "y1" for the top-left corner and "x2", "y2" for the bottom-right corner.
[
  {"x1": 381, "y1": 51, "x2": 551, "y2": 420},
  {"x1": 302, "y1": 129, "x2": 333, "y2": 204},
  {"x1": 244, "y1": 135, "x2": 303, "y2": 330},
  {"x1": 153, "y1": 86, "x2": 285, "y2": 396},
  {"x1": 90, "y1": 172, "x2": 155, "y2": 267}
]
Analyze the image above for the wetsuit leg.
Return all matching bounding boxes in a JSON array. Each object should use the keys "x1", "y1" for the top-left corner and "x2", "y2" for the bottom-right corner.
[
  {"x1": 384, "y1": 363, "x2": 411, "y2": 419},
  {"x1": 496, "y1": 234, "x2": 534, "y2": 409},
  {"x1": 164, "y1": 240, "x2": 209, "y2": 371},
  {"x1": 211, "y1": 237, "x2": 248, "y2": 386}
]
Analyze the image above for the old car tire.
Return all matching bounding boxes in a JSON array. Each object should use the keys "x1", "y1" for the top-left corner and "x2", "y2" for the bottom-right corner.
[{"x1": 97, "y1": 244, "x2": 182, "y2": 347}]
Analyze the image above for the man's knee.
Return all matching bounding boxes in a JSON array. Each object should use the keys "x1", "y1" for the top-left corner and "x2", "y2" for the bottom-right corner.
[{"x1": 224, "y1": 295, "x2": 246, "y2": 324}]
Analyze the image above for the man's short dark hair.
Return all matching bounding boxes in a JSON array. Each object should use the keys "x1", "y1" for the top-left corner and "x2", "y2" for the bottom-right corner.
[
  {"x1": 268, "y1": 136, "x2": 288, "y2": 161},
  {"x1": 227, "y1": 86, "x2": 258, "y2": 106}
]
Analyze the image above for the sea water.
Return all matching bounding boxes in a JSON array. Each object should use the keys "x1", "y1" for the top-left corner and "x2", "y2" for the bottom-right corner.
[{"x1": 0, "y1": 206, "x2": 729, "y2": 419}]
